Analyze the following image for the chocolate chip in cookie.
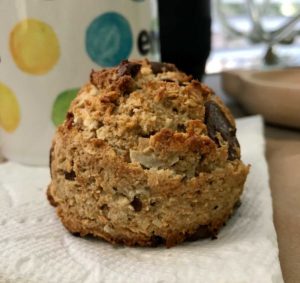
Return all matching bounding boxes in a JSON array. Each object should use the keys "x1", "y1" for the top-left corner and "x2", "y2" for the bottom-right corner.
[
  {"x1": 150, "y1": 235, "x2": 166, "y2": 246},
  {"x1": 65, "y1": 112, "x2": 74, "y2": 130},
  {"x1": 64, "y1": 170, "x2": 76, "y2": 181},
  {"x1": 186, "y1": 225, "x2": 213, "y2": 241},
  {"x1": 118, "y1": 60, "x2": 141, "y2": 78},
  {"x1": 130, "y1": 196, "x2": 143, "y2": 212},
  {"x1": 204, "y1": 101, "x2": 240, "y2": 160}
]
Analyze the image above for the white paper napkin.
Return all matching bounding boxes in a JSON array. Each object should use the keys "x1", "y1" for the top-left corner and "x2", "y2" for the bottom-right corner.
[{"x1": 0, "y1": 116, "x2": 284, "y2": 283}]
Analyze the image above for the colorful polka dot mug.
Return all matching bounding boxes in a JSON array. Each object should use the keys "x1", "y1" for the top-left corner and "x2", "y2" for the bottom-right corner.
[{"x1": 0, "y1": 0, "x2": 159, "y2": 165}]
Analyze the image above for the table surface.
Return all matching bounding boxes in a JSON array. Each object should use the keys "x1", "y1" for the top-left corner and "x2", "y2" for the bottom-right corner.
[
  {"x1": 1, "y1": 74, "x2": 299, "y2": 283},
  {"x1": 266, "y1": 127, "x2": 300, "y2": 283}
]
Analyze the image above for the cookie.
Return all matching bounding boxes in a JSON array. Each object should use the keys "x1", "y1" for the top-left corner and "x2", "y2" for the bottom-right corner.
[{"x1": 47, "y1": 59, "x2": 249, "y2": 247}]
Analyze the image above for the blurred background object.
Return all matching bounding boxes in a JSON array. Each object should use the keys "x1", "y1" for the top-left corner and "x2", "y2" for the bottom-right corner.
[
  {"x1": 206, "y1": 0, "x2": 300, "y2": 73},
  {"x1": 158, "y1": 0, "x2": 211, "y2": 80}
]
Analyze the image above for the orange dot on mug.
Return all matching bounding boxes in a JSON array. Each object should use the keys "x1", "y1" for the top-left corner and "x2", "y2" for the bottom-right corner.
[
  {"x1": 10, "y1": 18, "x2": 60, "y2": 75},
  {"x1": 0, "y1": 82, "x2": 20, "y2": 133}
]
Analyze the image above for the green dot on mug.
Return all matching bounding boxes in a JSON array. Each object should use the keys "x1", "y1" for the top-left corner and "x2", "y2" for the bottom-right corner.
[{"x1": 52, "y1": 88, "x2": 79, "y2": 127}]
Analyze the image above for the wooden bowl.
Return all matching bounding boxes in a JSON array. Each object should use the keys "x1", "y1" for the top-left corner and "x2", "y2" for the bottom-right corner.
[{"x1": 222, "y1": 68, "x2": 300, "y2": 129}]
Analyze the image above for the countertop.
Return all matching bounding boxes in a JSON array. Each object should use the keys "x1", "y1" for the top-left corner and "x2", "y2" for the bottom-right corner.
[{"x1": 266, "y1": 127, "x2": 300, "y2": 283}]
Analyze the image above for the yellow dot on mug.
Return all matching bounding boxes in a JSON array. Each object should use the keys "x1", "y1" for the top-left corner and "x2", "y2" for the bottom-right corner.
[
  {"x1": 0, "y1": 83, "x2": 20, "y2": 133},
  {"x1": 10, "y1": 18, "x2": 60, "y2": 75}
]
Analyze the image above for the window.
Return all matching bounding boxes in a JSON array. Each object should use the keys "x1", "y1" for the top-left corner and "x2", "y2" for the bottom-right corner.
[{"x1": 206, "y1": 0, "x2": 300, "y2": 73}]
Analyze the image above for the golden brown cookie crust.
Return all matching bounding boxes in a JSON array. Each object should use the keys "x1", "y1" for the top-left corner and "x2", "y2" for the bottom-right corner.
[{"x1": 48, "y1": 59, "x2": 249, "y2": 247}]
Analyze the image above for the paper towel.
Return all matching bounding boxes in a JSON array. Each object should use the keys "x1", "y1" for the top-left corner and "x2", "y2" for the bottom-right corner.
[{"x1": 0, "y1": 116, "x2": 284, "y2": 283}]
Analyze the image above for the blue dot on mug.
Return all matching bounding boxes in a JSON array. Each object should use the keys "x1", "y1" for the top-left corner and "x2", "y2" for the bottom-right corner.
[{"x1": 86, "y1": 12, "x2": 133, "y2": 67}]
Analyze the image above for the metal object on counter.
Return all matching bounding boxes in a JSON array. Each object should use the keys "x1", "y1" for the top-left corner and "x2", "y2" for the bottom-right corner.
[{"x1": 216, "y1": 0, "x2": 300, "y2": 65}]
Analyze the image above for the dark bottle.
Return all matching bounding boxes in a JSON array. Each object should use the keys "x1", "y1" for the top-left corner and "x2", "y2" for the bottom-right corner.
[{"x1": 158, "y1": 0, "x2": 211, "y2": 80}]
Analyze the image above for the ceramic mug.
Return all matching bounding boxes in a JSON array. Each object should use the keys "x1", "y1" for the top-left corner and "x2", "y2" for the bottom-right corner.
[{"x1": 0, "y1": 0, "x2": 159, "y2": 165}]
